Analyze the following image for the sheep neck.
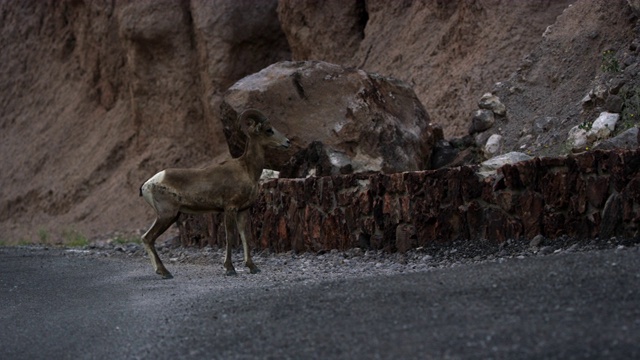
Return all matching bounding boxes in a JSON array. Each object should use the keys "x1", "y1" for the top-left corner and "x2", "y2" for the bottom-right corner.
[{"x1": 239, "y1": 136, "x2": 266, "y2": 182}]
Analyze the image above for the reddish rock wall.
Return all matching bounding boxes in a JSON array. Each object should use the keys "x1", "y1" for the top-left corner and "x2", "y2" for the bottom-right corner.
[{"x1": 178, "y1": 149, "x2": 640, "y2": 252}]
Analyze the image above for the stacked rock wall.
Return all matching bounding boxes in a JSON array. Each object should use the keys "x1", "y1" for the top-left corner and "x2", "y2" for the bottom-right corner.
[{"x1": 179, "y1": 149, "x2": 640, "y2": 252}]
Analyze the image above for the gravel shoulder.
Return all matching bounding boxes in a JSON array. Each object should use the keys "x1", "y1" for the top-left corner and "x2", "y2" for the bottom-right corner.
[{"x1": 2, "y1": 240, "x2": 640, "y2": 359}]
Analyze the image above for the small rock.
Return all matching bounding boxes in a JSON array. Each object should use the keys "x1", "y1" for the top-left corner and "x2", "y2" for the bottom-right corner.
[
  {"x1": 566, "y1": 244, "x2": 579, "y2": 253},
  {"x1": 260, "y1": 169, "x2": 280, "y2": 181},
  {"x1": 469, "y1": 109, "x2": 495, "y2": 134},
  {"x1": 605, "y1": 94, "x2": 624, "y2": 113},
  {"x1": 593, "y1": 84, "x2": 608, "y2": 100},
  {"x1": 581, "y1": 92, "x2": 593, "y2": 106},
  {"x1": 478, "y1": 93, "x2": 506, "y2": 116},
  {"x1": 530, "y1": 234, "x2": 544, "y2": 248},
  {"x1": 608, "y1": 77, "x2": 626, "y2": 95},
  {"x1": 518, "y1": 134, "x2": 533, "y2": 149},
  {"x1": 538, "y1": 246, "x2": 554, "y2": 255},
  {"x1": 533, "y1": 116, "x2": 555, "y2": 134}
]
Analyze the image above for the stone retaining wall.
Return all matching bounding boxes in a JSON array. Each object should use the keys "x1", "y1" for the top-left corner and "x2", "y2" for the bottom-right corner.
[{"x1": 178, "y1": 150, "x2": 640, "y2": 252}]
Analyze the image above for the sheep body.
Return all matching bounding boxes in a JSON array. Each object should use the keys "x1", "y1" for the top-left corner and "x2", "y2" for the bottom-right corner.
[{"x1": 139, "y1": 109, "x2": 290, "y2": 278}]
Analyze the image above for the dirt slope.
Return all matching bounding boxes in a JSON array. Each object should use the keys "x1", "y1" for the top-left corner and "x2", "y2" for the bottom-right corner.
[
  {"x1": 494, "y1": 0, "x2": 637, "y2": 156},
  {"x1": 279, "y1": 0, "x2": 575, "y2": 137}
]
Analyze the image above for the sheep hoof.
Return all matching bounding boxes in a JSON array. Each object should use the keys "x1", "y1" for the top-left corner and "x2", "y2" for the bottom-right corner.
[
  {"x1": 157, "y1": 270, "x2": 173, "y2": 279},
  {"x1": 249, "y1": 267, "x2": 261, "y2": 274},
  {"x1": 225, "y1": 269, "x2": 237, "y2": 276}
]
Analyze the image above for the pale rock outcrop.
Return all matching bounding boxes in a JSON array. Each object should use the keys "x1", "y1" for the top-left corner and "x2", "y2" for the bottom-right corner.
[
  {"x1": 478, "y1": 152, "x2": 532, "y2": 177},
  {"x1": 220, "y1": 60, "x2": 439, "y2": 176},
  {"x1": 567, "y1": 112, "x2": 620, "y2": 152},
  {"x1": 483, "y1": 134, "x2": 503, "y2": 159},
  {"x1": 567, "y1": 126, "x2": 589, "y2": 152},
  {"x1": 587, "y1": 112, "x2": 619, "y2": 142}
]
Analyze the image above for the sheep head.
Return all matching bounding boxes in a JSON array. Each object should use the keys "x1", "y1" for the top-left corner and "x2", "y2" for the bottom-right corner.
[{"x1": 240, "y1": 109, "x2": 290, "y2": 149}]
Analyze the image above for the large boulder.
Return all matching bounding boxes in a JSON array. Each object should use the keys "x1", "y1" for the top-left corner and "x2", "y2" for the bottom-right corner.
[{"x1": 220, "y1": 60, "x2": 440, "y2": 176}]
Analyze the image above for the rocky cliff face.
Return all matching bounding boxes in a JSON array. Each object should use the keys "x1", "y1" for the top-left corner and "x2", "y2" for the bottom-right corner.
[
  {"x1": 0, "y1": 0, "x2": 289, "y2": 242},
  {"x1": 1, "y1": 0, "x2": 638, "y2": 245}
]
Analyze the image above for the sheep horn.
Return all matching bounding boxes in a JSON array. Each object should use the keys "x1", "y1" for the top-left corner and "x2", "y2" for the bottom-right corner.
[{"x1": 239, "y1": 109, "x2": 267, "y2": 124}]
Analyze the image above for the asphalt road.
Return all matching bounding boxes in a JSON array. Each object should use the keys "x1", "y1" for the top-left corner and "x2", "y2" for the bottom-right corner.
[{"x1": 1, "y1": 246, "x2": 639, "y2": 359}]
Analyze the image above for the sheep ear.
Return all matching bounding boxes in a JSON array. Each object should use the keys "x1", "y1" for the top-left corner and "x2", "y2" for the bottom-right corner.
[{"x1": 250, "y1": 122, "x2": 262, "y2": 134}]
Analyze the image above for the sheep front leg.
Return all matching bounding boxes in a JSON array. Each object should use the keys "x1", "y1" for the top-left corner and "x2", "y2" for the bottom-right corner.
[
  {"x1": 238, "y1": 209, "x2": 260, "y2": 274},
  {"x1": 223, "y1": 208, "x2": 238, "y2": 276}
]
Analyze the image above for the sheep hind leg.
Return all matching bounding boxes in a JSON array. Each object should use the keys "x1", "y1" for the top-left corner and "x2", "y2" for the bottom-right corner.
[
  {"x1": 238, "y1": 209, "x2": 260, "y2": 274},
  {"x1": 223, "y1": 208, "x2": 238, "y2": 276},
  {"x1": 142, "y1": 215, "x2": 177, "y2": 279}
]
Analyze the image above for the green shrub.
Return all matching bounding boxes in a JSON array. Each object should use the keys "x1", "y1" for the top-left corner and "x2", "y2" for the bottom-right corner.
[
  {"x1": 38, "y1": 228, "x2": 49, "y2": 243},
  {"x1": 601, "y1": 50, "x2": 620, "y2": 73},
  {"x1": 63, "y1": 229, "x2": 89, "y2": 247},
  {"x1": 113, "y1": 234, "x2": 141, "y2": 245},
  {"x1": 619, "y1": 86, "x2": 640, "y2": 131}
]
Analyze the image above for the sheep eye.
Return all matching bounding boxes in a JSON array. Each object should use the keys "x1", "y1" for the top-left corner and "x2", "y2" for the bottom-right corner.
[{"x1": 266, "y1": 128, "x2": 274, "y2": 135}]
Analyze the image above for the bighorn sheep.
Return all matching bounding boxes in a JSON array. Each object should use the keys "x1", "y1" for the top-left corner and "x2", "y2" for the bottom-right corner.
[{"x1": 139, "y1": 109, "x2": 291, "y2": 278}]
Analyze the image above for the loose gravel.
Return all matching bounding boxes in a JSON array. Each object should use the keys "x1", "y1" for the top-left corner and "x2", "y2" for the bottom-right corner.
[{"x1": 42, "y1": 234, "x2": 640, "y2": 284}]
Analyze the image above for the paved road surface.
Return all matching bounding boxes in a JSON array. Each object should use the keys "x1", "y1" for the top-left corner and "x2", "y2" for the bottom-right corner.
[{"x1": 1, "y1": 246, "x2": 639, "y2": 359}]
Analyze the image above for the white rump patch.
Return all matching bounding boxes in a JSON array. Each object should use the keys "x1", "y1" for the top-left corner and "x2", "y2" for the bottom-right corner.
[{"x1": 141, "y1": 170, "x2": 166, "y2": 206}]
